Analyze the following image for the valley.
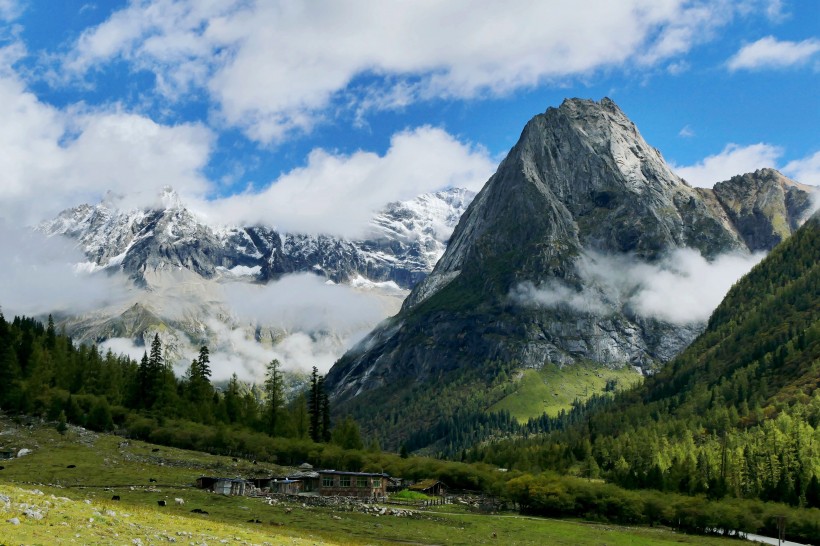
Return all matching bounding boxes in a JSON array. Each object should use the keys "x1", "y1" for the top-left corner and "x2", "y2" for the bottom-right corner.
[{"x1": 0, "y1": 416, "x2": 765, "y2": 545}]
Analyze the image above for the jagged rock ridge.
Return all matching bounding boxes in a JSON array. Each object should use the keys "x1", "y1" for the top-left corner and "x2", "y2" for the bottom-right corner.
[
  {"x1": 326, "y1": 98, "x2": 816, "y2": 407},
  {"x1": 41, "y1": 187, "x2": 476, "y2": 291},
  {"x1": 37, "y1": 187, "x2": 474, "y2": 375}
]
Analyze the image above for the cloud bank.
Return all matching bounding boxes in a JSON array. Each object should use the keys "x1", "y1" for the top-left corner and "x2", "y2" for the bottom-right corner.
[
  {"x1": 220, "y1": 273, "x2": 395, "y2": 334},
  {"x1": 0, "y1": 67, "x2": 214, "y2": 226},
  {"x1": 0, "y1": 223, "x2": 131, "y2": 317},
  {"x1": 64, "y1": 0, "x2": 742, "y2": 143},
  {"x1": 201, "y1": 126, "x2": 494, "y2": 237},
  {"x1": 95, "y1": 273, "x2": 404, "y2": 381},
  {"x1": 512, "y1": 249, "x2": 764, "y2": 325},
  {"x1": 0, "y1": 56, "x2": 490, "y2": 236}
]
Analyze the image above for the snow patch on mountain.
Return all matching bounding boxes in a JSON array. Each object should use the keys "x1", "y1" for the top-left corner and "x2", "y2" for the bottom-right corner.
[{"x1": 35, "y1": 187, "x2": 473, "y2": 379}]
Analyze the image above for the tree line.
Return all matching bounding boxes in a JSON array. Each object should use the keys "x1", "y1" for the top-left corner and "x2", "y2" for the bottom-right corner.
[{"x1": 0, "y1": 314, "x2": 355, "y2": 448}]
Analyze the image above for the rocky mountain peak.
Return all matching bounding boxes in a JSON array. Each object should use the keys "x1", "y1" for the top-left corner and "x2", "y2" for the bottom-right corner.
[
  {"x1": 405, "y1": 97, "x2": 744, "y2": 311},
  {"x1": 326, "y1": 97, "x2": 815, "y2": 412}
]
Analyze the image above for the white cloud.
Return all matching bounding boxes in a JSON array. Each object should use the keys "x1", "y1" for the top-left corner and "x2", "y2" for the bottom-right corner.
[
  {"x1": 512, "y1": 249, "x2": 764, "y2": 325},
  {"x1": 62, "y1": 0, "x2": 747, "y2": 143},
  {"x1": 202, "y1": 126, "x2": 494, "y2": 238},
  {"x1": 220, "y1": 273, "x2": 397, "y2": 334},
  {"x1": 678, "y1": 125, "x2": 694, "y2": 138},
  {"x1": 216, "y1": 273, "x2": 406, "y2": 376},
  {"x1": 0, "y1": 223, "x2": 131, "y2": 317},
  {"x1": 673, "y1": 143, "x2": 782, "y2": 187},
  {"x1": 0, "y1": 0, "x2": 22, "y2": 22},
  {"x1": 94, "y1": 272, "x2": 406, "y2": 381},
  {"x1": 783, "y1": 151, "x2": 820, "y2": 186},
  {"x1": 727, "y1": 36, "x2": 820, "y2": 71},
  {"x1": 0, "y1": 69, "x2": 214, "y2": 225}
]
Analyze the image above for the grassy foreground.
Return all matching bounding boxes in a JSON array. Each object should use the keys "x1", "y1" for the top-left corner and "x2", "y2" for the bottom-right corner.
[{"x1": 0, "y1": 417, "x2": 742, "y2": 545}]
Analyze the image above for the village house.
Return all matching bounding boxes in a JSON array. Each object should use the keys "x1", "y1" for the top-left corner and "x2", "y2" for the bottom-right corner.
[
  {"x1": 195, "y1": 467, "x2": 390, "y2": 499},
  {"x1": 409, "y1": 479, "x2": 447, "y2": 497},
  {"x1": 195, "y1": 476, "x2": 253, "y2": 496},
  {"x1": 313, "y1": 470, "x2": 389, "y2": 499}
]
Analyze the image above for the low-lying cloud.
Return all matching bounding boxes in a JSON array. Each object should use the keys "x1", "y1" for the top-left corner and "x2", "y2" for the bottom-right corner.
[
  {"x1": 96, "y1": 273, "x2": 404, "y2": 381},
  {"x1": 220, "y1": 273, "x2": 398, "y2": 333},
  {"x1": 0, "y1": 223, "x2": 131, "y2": 317},
  {"x1": 512, "y1": 249, "x2": 764, "y2": 325}
]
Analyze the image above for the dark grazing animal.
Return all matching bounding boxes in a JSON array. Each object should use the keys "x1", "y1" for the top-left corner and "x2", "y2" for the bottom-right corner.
[
  {"x1": 66, "y1": 464, "x2": 76, "y2": 468},
  {"x1": 157, "y1": 500, "x2": 166, "y2": 507},
  {"x1": 111, "y1": 495, "x2": 120, "y2": 501},
  {"x1": 191, "y1": 508, "x2": 208, "y2": 514},
  {"x1": 149, "y1": 478, "x2": 157, "y2": 483},
  {"x1": 151, "y1": 448, "x2": 160, "y2": 452}
]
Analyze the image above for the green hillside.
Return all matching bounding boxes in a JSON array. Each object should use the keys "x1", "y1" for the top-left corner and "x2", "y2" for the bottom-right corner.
[
  {"x1": 477, "y1": 214, "x2": 820, "y2": 508},
  {"x1": 488, "y1": 363, "x2": 641, "y2": 423}
]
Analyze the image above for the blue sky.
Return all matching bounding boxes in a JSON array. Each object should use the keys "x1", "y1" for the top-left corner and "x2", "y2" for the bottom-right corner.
[{"x1": 0, "y1": 0, "x2": 818, "y2": 236}]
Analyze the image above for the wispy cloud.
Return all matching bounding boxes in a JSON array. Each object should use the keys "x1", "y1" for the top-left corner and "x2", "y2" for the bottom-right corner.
[
  {"x1": 784, "y1": 151, "x2": 820, "y2": 186},
  {"x1": 0, "y1": 0, "x2": 22, "y2": 22},
  {"x1": 727, "y1": 36, "x2": 820, "y2": 71},
  {"x1": 511, "y1": 249, "x2": 765, "y2": 326},
  {"x1": 673, "y1": 143, "x2": 782, "y2": 187}
]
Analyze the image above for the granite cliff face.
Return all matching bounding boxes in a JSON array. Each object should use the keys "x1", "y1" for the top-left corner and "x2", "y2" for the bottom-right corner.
[
  {"x1": 326, "y1": 98, "x2": 815, "y2": 409},
  {"x1": 711, "y1": 168, "x2": 814, "y2": 252}
]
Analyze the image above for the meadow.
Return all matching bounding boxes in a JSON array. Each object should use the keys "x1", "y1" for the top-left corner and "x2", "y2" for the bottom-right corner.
[{"x1": 0, "y1": 416, "x2": 747, "y2": 545}]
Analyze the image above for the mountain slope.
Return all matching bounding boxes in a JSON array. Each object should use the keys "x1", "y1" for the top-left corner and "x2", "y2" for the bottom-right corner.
[
  {"x1": 36, "y1": 188, "x2": 474, "y2": 376},
  {"x1": 482, "y1": 211, "x2": 820, "y2": 504},
  {"x1": 325, "y1": 98, "x2": 815, "y2": 447}
]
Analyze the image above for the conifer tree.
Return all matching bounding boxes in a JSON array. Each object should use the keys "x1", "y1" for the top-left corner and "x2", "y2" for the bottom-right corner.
[
  {"x1": 319, "y1": 375, "x2": 331, "y2": 442},
  {"x1": 46, "y1": 314, "x2": 56, "y2": 349},
  {"x1": 290, "y1": 393, "x2": 309, "y2": 439},
  {"x1": 137, "y1": 351, "x2": 150, "y2": 408},
  {"x1": 264, "y1": 358, "x2": 284, "y2": 437},
  {"x1": 308, "y1": 366, "x2": 320, "y2": 442}
]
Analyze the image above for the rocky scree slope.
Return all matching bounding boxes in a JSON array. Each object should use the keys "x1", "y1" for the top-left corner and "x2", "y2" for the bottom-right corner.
[{"x1": 326, "y1": 98, "x2": 815, "y2": 413}]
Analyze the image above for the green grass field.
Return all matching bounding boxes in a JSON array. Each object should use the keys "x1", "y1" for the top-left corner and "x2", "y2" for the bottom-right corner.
[
  {"x1": 0, "y1": 416, "x2": 740, "y2": 545},
  {"x1": 488, "y1": 363, "x2": 642, "y2": 423}
]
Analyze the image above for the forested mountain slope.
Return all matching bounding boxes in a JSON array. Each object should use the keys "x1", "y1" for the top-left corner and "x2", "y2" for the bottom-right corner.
[{"x1": 479, "y1": 212, "x2": 820, "y2": 504}]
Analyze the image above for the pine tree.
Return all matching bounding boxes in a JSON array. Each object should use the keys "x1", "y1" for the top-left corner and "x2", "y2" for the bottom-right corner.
[
  {"x1": 185, "y1": 345, "x2": 214, "y2": 412},
  {"x1": 290, "y1": 393, "x2": 309, "y2": 439},
  {"x1": 46, "y1": 314, "x2": 56, "y2": 349},
  {"x1": 197, "y1": 345, "x2": 211, "y2": 379},
  {"x1": 264, "y1": 359, "x2": 284, "y2": 437},
  {"x1": 223, "y1": 373, "x2": 241, "y2": 424},
  {"x1": 0, "y1": 343, "x2": 21, "y2": 409},
  {"x1": 308, "y1": 366, "x2": 321, "y2": 442},
  {"x1": 137, "y1": 351, "x2": 150, "y2": 408},
  {"x1": 319, "y1": 375, "x2": 331, "y2": 442}
]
